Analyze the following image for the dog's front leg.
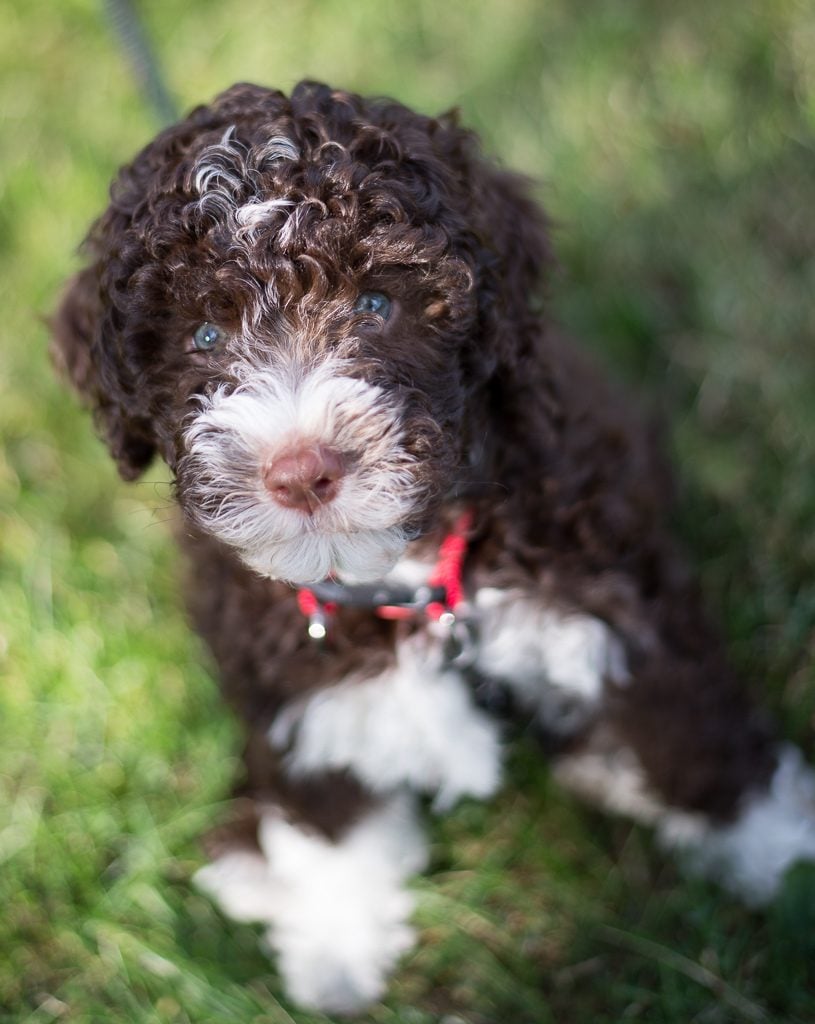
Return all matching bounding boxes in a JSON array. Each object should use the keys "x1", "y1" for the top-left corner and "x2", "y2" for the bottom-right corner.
[
  {"x1": 473, "y1": 584, "x2": 815, "y2": 904},
  {"x1": 195, "y1": 783, "x2": 426, "y2": 1015},
  {"x1": 196, "y1": 635, "x2": 503, "y2": 1014}
]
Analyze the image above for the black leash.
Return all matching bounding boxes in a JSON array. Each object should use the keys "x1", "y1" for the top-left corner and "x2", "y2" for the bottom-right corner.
[{"x1": 105, "y1": 0, "x2": 179, "y2": 126}]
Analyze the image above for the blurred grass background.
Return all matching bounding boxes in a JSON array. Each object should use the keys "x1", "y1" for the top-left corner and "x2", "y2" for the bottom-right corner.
[{"x1": 2, "y1": 0, "x2": 815, "y2": 1020}]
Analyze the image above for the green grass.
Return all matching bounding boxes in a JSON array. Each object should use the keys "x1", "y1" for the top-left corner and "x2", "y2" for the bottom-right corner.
[{"x1": 2, "y1": 0, "x2": 815, "y2": 1020}]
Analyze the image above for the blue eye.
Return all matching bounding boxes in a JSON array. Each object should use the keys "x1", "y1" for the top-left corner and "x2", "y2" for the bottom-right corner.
[
  {"x1": 354, "y1": 292, "x2": 392, "y2": 320},
  {"x1": 192, "y1": 322, "x2": 223, "y2": 351}
]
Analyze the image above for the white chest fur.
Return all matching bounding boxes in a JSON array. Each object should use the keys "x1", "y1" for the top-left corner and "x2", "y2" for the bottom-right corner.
[
  {"x1": 269, "y1": 633, "x2": 503, "y2": 810},
  {"x1": 269, "y1": 582, "x2": 629, "y2": 811}
]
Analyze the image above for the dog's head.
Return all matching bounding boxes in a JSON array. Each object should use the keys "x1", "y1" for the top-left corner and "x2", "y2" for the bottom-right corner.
[{"x1": 53, "y1": 81, "x2": 548, "y2": 584}]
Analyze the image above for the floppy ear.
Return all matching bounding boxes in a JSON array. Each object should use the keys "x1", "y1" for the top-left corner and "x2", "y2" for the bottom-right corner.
[
  {"x1": 51, "y1": 261, "x2": 157, "y2": 480},
  {"x1": 468, "y1": 163, "x2": 552, "y2": 374},
  {"x1": 430, "y1": 110, "x2": 552, "y2": 374},
  {"x1": 51, "y1": 84, "x2": 295, "y2": 481},
  {"x1": 472, "y1": 163, "x2": 552, "y2": 365},
  {"x1": 51, "y1": 112, "x2": 213, "y2": 481}
]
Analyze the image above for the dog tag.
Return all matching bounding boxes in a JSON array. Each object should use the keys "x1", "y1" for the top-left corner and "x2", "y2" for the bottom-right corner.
[{"x1": 307, "y1": 608, "x2": 329, "y2": 641}]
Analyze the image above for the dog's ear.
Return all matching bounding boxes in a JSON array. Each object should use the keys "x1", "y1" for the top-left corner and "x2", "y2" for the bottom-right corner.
[
  {"x1": 472, "y1": 163, "x2": 552, "y2": 365},
  {"x1": 51, "y1": 262, "x2": 157, "y2": 480},
  {"x1": 52, "y1": 103, "x2": 230, "y2": 480},
  {"x1": 50, "y1": 116, "x2": 192, "y2": 480},
  {"x1": 52, "y1": 86, "x2": 295, "y2": 480},
  {"x1": 431, "y1": 111, "x2": 552, "y2": 372}
]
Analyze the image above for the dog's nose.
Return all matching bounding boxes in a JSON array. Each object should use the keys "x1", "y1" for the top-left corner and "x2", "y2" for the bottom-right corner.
[{"x1": 263, "y1": 444, "x2": 345, "y2": 513}]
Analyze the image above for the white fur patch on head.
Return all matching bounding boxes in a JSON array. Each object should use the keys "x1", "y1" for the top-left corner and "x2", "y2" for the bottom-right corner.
[
  {"x1": 181, "y1": 354, "x2": 419, "y2": 584},
  {"x1": 191, "y1": 127, "x2": 245, "y2": 197},
  {"x1": 194, "y1": 793, "x2": 427, "y2": 1015},
  {"x1": 191, "y1": 126, "x2": 298, "y2": 194},
  {"x1": 187, "y1": 126, "x2": 327, "y2": 265},
  {"x1": 235, "y1": 196, "x2": 295, "y2": 233},
  {"x1": 269, "y1": 637, "x2": 503, "y2": 811},
  {"x1": 474, "y1": 588, "x2": 629, "y2": 734},
  {"x1": 255, "y1": 134, "x2": 300, "y2": 164}
]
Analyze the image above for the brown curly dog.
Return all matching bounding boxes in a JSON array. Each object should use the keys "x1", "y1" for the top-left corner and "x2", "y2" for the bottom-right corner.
[{"x1": 52, "y1": 81, "x2": 815, "y2": 1014}]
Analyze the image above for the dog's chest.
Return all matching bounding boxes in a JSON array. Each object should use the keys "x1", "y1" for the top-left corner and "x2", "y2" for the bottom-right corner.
[
  {"x1": 272, "y1": 557, "x2": 628, "y2": 809},
  {"x1": 385, "y1": 555, "x2": 628, "y2": 727}
]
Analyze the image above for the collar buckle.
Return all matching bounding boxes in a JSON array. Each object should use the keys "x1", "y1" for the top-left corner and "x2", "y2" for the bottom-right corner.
[{"x1": 296, "y1": 510, "x2": 474, "y2": 642}]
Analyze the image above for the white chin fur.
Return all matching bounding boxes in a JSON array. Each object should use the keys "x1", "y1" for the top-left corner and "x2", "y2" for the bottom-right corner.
[
  {"x1": 180, "y1": 354, "x2": 421, "y2": 584},
  {"x1": 243, "y1": 527, "x2": 410, "y2": 585}
]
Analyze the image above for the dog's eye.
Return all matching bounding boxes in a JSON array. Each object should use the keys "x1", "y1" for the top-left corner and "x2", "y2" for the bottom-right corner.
[
  {"x1": 353, "y1": 292, "x2": 392, "y2": 321},
  {"x1": 192, "y1": 323, "x2": 223, "y2": 352}
]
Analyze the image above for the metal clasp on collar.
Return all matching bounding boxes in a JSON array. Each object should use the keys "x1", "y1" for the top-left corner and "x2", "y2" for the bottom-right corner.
[{"x1": 436, "y1": 607, "x2": 478, "y2": 669}]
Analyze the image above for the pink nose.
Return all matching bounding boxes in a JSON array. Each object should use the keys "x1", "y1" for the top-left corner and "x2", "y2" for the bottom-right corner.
[{"x1": 263, "y1": 444, "x2": 345, "y2": 513}]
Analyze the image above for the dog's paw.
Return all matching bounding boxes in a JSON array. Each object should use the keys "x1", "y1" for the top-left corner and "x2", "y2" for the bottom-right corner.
[
  {"x1": 267, "y1": 885, "x2": 416, "y2": 1015},
  {"x1": 662, "y1": 745, "x2": 815, "y2": 905},
  {"x1": 195, "y1": 794, "x2": 427, "y2": 1014}
]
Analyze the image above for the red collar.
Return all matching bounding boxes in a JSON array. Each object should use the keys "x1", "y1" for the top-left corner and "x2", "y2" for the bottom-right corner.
[{"x1": 296, "y1": 511, "x2": 473, "y2": 640}]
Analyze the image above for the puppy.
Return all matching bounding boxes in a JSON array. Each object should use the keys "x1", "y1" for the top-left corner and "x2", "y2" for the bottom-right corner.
[{"x1": 52, "y1": 80, "x2": 815, "y2": 1014}]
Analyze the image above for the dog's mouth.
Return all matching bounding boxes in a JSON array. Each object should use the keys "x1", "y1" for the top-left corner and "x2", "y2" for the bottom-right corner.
[
  {"x1": 177, "y1": 468, "x2": 419, "y2": 585},
  {"x1": 175, "y1": 357, "x2": 438, "y2": 584},
  {"x1": 272, "y1": 526, "x2": 413, "y2": 587}
]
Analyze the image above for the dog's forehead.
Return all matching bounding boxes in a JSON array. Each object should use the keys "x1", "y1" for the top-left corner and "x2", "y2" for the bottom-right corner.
[
  {"x1": 180, "y1": 108, "x2": 452, "y2": 238},
  {"x1": 188, "y1": 126, "x2": 300, "y2": 196},
  {"x1": 187, "y1": 121, "x2": 386, "y2": 214},
  {"x1": 165, "y1": 121, "x2": 458, "y2": 310},
  {"x1": 175, "y1": 127, "x2": 358, "y2": 264}
]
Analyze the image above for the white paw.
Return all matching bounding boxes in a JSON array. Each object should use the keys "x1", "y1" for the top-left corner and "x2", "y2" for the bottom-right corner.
[
  {"x1": 267, "y1": 888, "x2": 416, "y2": 1015},
  {"x1": 195, "y1": 794, "x2": 428, "y2": 1014},
  {"x1": 474, "y1": 590, "x2": 629, "y2": 735},
  {"x1": 661, "y1": 745, "x2": 815, "y2": 905}
]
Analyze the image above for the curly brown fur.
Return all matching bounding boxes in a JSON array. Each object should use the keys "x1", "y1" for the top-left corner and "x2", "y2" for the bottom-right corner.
[{"x1": 53, "y1": 80, "x2": 813, "y2": 1015}]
